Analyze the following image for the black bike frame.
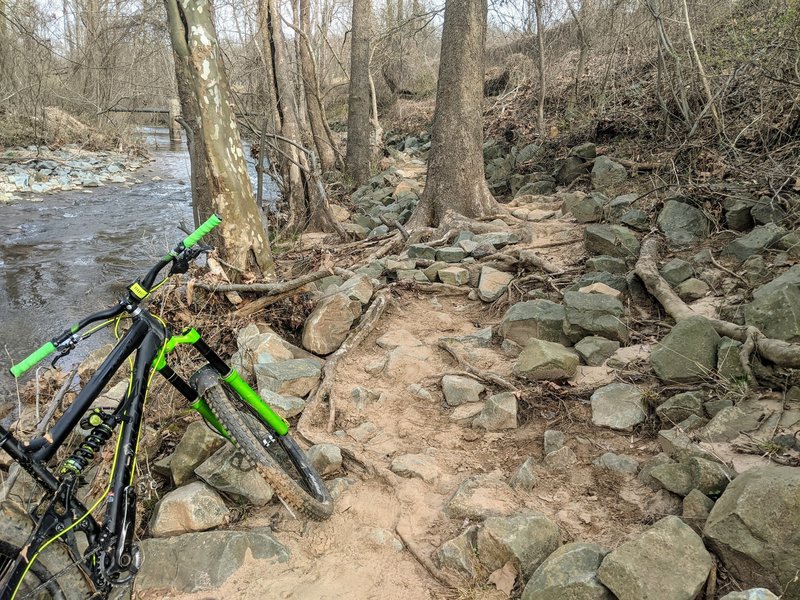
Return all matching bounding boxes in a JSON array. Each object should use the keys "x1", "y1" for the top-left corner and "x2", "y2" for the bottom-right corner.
[{"x1": 0, "y1": 303, "x2": 235, "y2": 599}]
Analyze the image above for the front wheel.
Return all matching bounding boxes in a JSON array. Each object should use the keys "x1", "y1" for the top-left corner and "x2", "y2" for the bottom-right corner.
[{"x1": 194, "y1": 368, "x2": 334, "y2": 521}]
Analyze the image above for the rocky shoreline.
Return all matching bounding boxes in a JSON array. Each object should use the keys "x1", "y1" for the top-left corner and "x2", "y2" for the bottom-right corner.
[{"x1": 0, "y1": 146, "x2": 148, "y2": 202}]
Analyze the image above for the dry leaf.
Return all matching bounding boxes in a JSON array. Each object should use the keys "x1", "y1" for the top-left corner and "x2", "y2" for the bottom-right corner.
[{"x1": 488, "y1": 561, "x2": 517, "y2": 597}]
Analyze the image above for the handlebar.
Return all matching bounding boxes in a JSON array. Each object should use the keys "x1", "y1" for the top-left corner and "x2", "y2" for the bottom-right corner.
[{"x1": 8, "y1": 214, "x2": 222, "y2": 378}]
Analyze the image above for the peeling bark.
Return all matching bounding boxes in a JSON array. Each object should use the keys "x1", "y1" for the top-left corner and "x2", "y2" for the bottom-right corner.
[{"x1": 346, "y1": 0, "x2": 372, "y2": 185}]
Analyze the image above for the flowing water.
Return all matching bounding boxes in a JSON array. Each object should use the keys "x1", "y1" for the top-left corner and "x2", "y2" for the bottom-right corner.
[{"x1": 0, "y1": 127, "x2": 275, "y2": 401}]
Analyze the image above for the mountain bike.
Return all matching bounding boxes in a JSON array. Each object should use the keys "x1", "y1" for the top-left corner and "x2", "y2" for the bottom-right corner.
[{"x1": 0, "y1": 214, "x2": 333, "y2": 599}]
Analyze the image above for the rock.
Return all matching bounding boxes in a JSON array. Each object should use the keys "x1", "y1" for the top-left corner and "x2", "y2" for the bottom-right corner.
[
  {"x1": 657, "y1": 200, "x2": 709, "y2": 247},
  {"x1": 656, "y1": 391, "x2": 705, "y2": 426},
  {"x1": 342, "y1": 223, "x2": 369, "y2": 240},
  {"x1": 434, "y1": 527, "x2": 479, "y2": 579},
  {"x1": 717, "y1": 337, "x2": 748, "y2": 381},
  {"x1": 676, "y1": 414, "x2": 708, "y2": 431},
  {"x1": 255, "y1": 359, "x2": 321, "y2": 397},
  {"x1": 364, "y1": 527, "x2": 404, "y2": 552},
  {"x1": 777, "y1": 231, "x2": 800, "y2": 259},
  {"x1": 195, "y1": 445, "x2": 274, "y2": 506},
  {"x1": 751, "y1": 196, "x2": 787, "y2": 225},
  {"x1": 441, "y1": 375, "x2": 485, "y2": 406},
  {"x1": 637, "y1": 453, "x2": 676, "y2": 489},
  {"x1": 563, "y1": 192, "x2": 605, "y2": 223},
  {"x1": 569, "y1": 271, "x2": 629, "y2": 297},
  {"x1": 149, "y1": 482, "x2": 230, "y2": 537},
  {"x1": 676, "y1": 278, "x2": 710, "y2": 301},
  {"x1": 584, "y1": 224, "x2": 640, "y2": 260},
  {"x1": 650, "y1": 463, "x2": 694, "y2": 496},
  {"x1": 368, "y1": 224, "x2": 390, "y2": 238},
  {"x1": 169, "y1": 421, "x2": 227, "y2": 486},
  {"x1": 437, "y1": 266, "x2": 470, "y2": 286},
  {"x1": 386, "y1": 258, "x2": 416, "y2": 272},
  {"x1": 390, "y1": 454, "x2": 440, "y2": 483},
  {"x1": 590, "y1": 383, "x2": 646, "y2": 431},
  {"x1": 724, "y1": 198, "x2": 756, "y2": 231},
  {"x1": 264, "y1": 391, "x2": 306, "y2": 418},
  {"x1": 744, "y1": 281, "x2": 800, "y2": 343},
  {"x1": 543, "y1": 446, "x2": 578, "y2": 469},
  {"x1": 660, "y1": 258, "x2": 695, "y2": 286},
  {"x1": 356, "y1": 260, "x2": 385, "y2": 278},
  {"x1": 422, "y1": 261, "x2": 448, "y2": 281},
  {"x1": 722, "y1": 224, "x2": 786, "y2": 263},
  {"x1": 643, "y1": 489, "x2": 683, "y2": 520},
  {"x1": 700, "y1": 403, "x2": 765, "y2": 442},
  {"x1": 473, "y1": 392, "x2": 518, "y2": 431},
  {"x1": 586, "y1": 256, "x2": 628, "y2": 274},
  {"x1": 579, "y1": 281, "x2": 623, "y2": 301},
  {"x1": 135, "y1": 529, "x2": 288, "y2": 594},
  {"x1": 518, "y1": 179, "x2": 556, "y2": 196},
  {"x1": 564, "y1": 292, "x2": 627, "y2": 343},
  {"x1": 518, "y1": 142, "x2": 546, "y2": 163},
  {"x1": 328, "y1": 477, "x2": 356, "y2": 499},
  {"x1": 444, "y1": 475, "x2": 520, "y2": 520},
  {"x1": 705, "y1": 396, "x2": 734, "y2": 417},
  {"x1": 499, "y1": 300, "x2": 568, "y2": 346},
  {"x1": 597, "y1": 516, "x2": 712, "y2": 600},
  {"x1": 657, "y1": 428, "x2": 717, "y2": 463},
  {"x1": 650, "y1": 316, "x2": 720, "y2": 382},
  {"x1": 522, "y1": 542, "x2": 612, "y2": 600},
  {"x1": 574, "y1": 336, "x2": 620, "y2": 366},
  {"x1": 685, "y1": 457, "x2": 733, "y2": 498},
  {"x1": 704, "y1": 466, "x2": 800, "y2": 598},
  {"x1": 407, "y1": 244, "x2": 437, "y2": 260},
  {"x1": 478, "y1": 266, "x2": 514, "y2": 302},
  {"x1": 592, "y1": 452, "x2": 638, "y2": 475},
  {"x1": 450, "y1": 403, "x2": 485, "y2": 421},
  {"x1": 477, "y1": 513, "x2": 561, "y2": 578},
  {"x1": 591, "y1": 156, "x2": 627, "y2": 191},
  {"x1": 510, "y1": 457, "x2": 538, "y2": 491},
  {"x1": 513, "y1": 339, "x2": 580, "y2": 381},
  {"x1": 605, "y1": 193, "x2": 639, "y2": 222},
  {"x1": 396, "y1": 269, "x2": 428, "y2": 282},
  {"x1": 682, "y1": 489, "x2": 714, "y2": 534},
  {"x1": 543, "y1": 430, "x2": 566, "y2": 454},
  {"x1": 436, "y1": 246, "x2": 466, "y2": 263},
  {"x1": 472, "y1": 232, "x2": 521, "y2": 248},
  {"x1": 338, "y1": 274, "x2": 374, "y2": 305},
  {"x1": 302, "y1": 293, "x2": 361, "y2": 355},
  {"x1": 347, "y1": 421, "x2": 378, "y2": 442},
  {"x1": 557, "y1": 156, "x2": 590, "y2": 186},
  {"x1": 307, "y1": 444, "x2": 342, "y2": 476},
  {"x1": 720, "y1": 590, "x2": 780, "y2": 600},
  {"x1": 620, "y1": 208, "x2": 650, "y2": 231}
]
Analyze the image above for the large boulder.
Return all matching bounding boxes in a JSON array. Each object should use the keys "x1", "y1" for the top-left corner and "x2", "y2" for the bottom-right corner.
[
  {"x1": 499, "y1": 300, "x2": 569, "y2": 346},
  {"x1": 135, "y1": 528, "x2": 288, "y2": 594},
  {"x1": 597, "y1": 516, "x2": 713, "y2": 600},
  {"x1": 194, "y1": 445, "x2": 274, "y2": 506},
  {"x1": 584, "y1": 224, "x2": 640, "y2": 260},
  {"x1": 650, "y1": 316, "x2": 720, "y2": 382},
  {"x1": 169, "y1": 421, "x2": 227, "y2": 486},
  {"x1": 302, "y1": 293, "x2": 362, "y2": 354},
  {"x1": 656, "y1": 200, "x2": 709, "y2": 247},
  {"x1": 563, "y1": 291, "x2": 628, "y2": 343},
  {"x1": 704, "y1": 466, "x2": 800, "y2": 599},
  {"x1": 522, "y1": 542, "x2": 613, "y2": 600},
  {"x1": 744, "y1": 281, "x2": 800, "y2": 343},
  {"x1": 149, "y1": 482, "x2": 230, "y2": 537},
  {"x1": 477, "y1": 513, "x2": 561, "y2": 579},
  {"x1": 590, "y1": 383, "x2": 646, "y2": 431},
  {"x1": 255, "y1": 359, "x2": 321, "y2": 397},
  {"x1": 513, "y1": 339, "x2": 580, "y2": 381}
]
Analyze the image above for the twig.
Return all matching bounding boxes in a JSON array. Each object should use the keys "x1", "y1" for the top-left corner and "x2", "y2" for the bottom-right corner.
[
  {"x1": 395, "y1": 525, "x2": 459, "y2": 590},
  {"x1": 708, "y1": 253, "x2": 747, "y2": 284}
]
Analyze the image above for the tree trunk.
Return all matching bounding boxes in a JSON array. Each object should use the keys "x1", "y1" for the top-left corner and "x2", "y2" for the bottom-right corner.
[
  {"x1": 346, "y1": 0, "x2": 372, "y2": 186},
  {"x1": 533, "y1": 0, "x2": 546, "y2": 134},
  {"x1": 297, "y1": 0, "x2": 337, "y2": 172},
  {"x1": 407, "y1": 0, "x2": 499, "y2": 228},
  {"x1": 164, "y1": 0, "x2": 274, "y2": 278}
]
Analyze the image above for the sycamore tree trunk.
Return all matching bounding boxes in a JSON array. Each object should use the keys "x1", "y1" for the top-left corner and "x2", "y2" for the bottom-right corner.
[
  {"x1": 346, "y1": 0, "x2": 372, "y2": 185},
  {"x1": 164, "y1": 0, "x2": 273, "y2": 277},
  {"x1": 407, "y1": 0, "x2": 498, "y2": 228}
]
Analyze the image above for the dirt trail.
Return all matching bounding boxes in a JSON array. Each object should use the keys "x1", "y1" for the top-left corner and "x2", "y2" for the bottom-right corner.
[{"x1": 163, "y1": 218, "x2": 666, "y2": 600}]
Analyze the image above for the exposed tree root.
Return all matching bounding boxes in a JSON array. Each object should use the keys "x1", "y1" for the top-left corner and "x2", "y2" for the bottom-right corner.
[
  {"x1": 194, "y1": 267, "x2": 334, "y2": 294},
  {"x1": 395, "y1": 524, "x2": 459, "y2": 590},
  {"x1": 301, "y1": 289, "x2": 392, "y2": 434},
  {"x1": 481, "y1": 248, "x2": 566, "y2": 275},
  {"x1": 408, "y1": 282, "x2": 472, "y2": 295},
  {"x1": 634, "y1": 235, "x2": 800, "y2": 368},
  {"x1": 438, "y1": 340, "x2": 518, "y2": 391}
]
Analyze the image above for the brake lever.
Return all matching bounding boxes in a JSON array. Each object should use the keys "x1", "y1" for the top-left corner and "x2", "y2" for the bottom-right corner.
[
  {"x1": 50, "y1": 335, "x2": 79, "y2": 368},
  {"x1": 169, "y1": 244, "x2": 213, "y2": 275}
]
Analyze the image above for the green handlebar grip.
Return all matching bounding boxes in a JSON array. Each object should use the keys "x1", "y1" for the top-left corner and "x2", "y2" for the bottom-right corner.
[
  {"x1": 10, "y1": 342, "x2": 57, "y2": 378},
  {"x1": 182, "y1": 214, "x2": 222, "y2": 249}
]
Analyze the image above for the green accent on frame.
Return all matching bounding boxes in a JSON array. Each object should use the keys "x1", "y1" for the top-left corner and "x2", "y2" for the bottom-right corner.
[{"x1": 223, "y1": 370, "x2": 289, "y2": 436}]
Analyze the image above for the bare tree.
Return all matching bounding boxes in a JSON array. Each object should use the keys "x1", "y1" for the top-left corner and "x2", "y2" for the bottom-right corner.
[
  {"x1": 346, "y1": 0, "x2": 372, "y2": 186},
  {"x1": 533, "y1": 0, "x2": 546, "y2": 134},
  {"x1": 164, "y1": 0, "x2": 273, "y2": 278},
  {"x1": 408, "y1": 0, "x2": 499, "y2": 228}
]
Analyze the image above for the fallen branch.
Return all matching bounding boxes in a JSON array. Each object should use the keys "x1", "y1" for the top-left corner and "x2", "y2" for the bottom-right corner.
[
  {"x1": 379, "y1": 215, "x2": 410, "y2": 241},
  {"x1": 438, "y1": 340, "x2": 518, "y2": 391},
  {"x1": 193, "y1": 267, "x2": 334, "y2": 294},
  {"x1": 634, "y1": 235, "x2": 800, "y2": 368}
]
